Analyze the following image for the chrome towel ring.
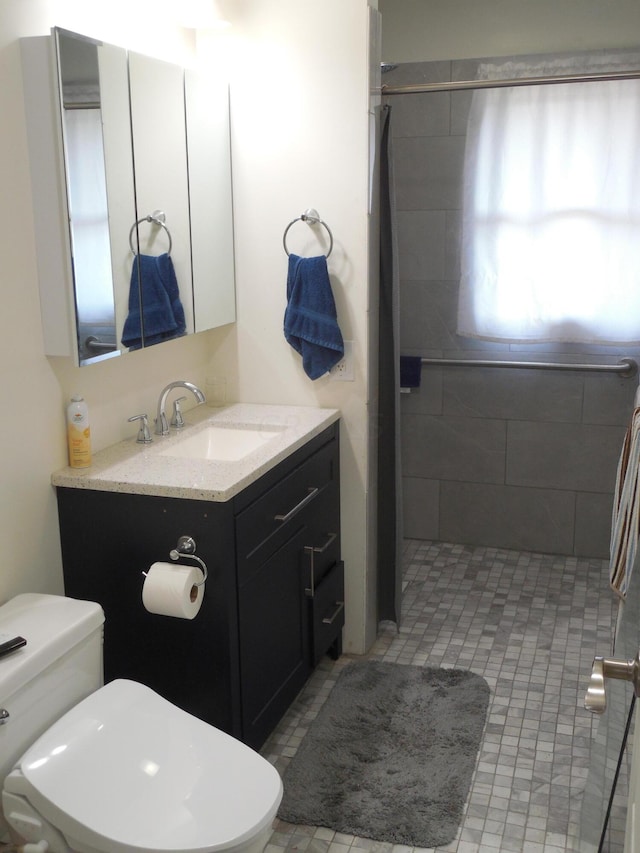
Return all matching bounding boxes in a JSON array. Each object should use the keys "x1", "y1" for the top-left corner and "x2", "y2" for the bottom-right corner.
[
  {"x1": 283, "y1": 208, "x2": 333, "y2": 258},
  {"x1": 129, "y1": 210, "x2": 173, "y2": 256}
]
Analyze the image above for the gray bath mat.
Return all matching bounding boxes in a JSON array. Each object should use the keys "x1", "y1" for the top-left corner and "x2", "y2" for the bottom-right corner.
[{"x1": 278, "y1": 660, "x2": 490, "y2": 848}]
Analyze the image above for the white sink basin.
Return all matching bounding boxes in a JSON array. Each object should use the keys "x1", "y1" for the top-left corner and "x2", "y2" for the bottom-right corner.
[{"x1": 158, "y1": 424, "x2": 285, "y2": 462}]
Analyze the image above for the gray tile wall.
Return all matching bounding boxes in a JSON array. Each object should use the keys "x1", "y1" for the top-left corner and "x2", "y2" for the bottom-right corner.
[{"x1": 387, "y1": 56, "x2": 640, "y2": 558}]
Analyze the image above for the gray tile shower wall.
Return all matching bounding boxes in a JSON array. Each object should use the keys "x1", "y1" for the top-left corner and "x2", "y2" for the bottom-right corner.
[{"x1": 388, "y1": 56, "x2": 640, "y2": 558}]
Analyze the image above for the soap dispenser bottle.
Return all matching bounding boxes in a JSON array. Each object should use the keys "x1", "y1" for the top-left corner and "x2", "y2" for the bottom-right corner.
[{"x1": 67, "y1": 394, "x2": 91, "y2": 468}]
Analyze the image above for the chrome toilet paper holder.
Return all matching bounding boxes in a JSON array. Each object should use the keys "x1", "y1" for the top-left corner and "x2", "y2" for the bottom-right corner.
[{"x1": 169, "y1": 536, "x2": 208, "y2": 585}]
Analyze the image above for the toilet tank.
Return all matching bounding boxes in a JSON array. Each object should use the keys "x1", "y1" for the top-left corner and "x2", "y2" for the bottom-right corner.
[{"x1": 0, "y1": 594, "x2": 104, "y2": 802}]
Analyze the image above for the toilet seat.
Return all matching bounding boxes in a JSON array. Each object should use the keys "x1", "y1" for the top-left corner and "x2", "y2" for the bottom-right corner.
[{"x1": 5, "y1": 679, "x2": 283, "y2": 853}]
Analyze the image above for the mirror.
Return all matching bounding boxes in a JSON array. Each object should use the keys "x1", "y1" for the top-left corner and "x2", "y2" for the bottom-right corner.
[
  {"x1": 20, "y1": 29, "x2": 236, "y2": 366},
  {"x1": 185, "y1": 69, "x2": 236, "y2": 331},
  {"x1": 125, "y1": 50, "x2": 194, "y2": 351},
  {"x1": 56, "y1": 30, "x2": 123, "y2": 363}
]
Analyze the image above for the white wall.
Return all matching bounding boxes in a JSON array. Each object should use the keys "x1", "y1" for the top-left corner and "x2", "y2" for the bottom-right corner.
[
  {"x1": 207, "y1": 0, "x2": 377, "y2": 653},
  {"x1": 379, "y1": 0, "x2": 640, "y2": 62}
]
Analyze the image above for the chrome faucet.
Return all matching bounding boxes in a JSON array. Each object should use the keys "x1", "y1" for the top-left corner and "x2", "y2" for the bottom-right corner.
[{"x1": 155, "y1": 381, "x2": 206, "y2": 436}]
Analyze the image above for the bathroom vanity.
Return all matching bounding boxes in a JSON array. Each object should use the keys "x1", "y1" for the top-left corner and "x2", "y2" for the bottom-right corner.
[{"x1": 53, "y1": 404, "x2": 343, "y2": 749}]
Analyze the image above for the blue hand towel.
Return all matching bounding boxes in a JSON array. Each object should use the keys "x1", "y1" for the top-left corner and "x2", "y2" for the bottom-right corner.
[
  {"x1": 122, "y1": 253, "x2": 186, "y2": 350},
  {"x1": 284, "y1": 254, "x2": 344, "y2": 380},
  {"x1": 400, "y1": 355, "x2": 422, "y2": 388}
]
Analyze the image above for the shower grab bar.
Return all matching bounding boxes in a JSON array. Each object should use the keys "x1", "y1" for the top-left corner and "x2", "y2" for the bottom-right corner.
[
  {"x1": 417, "y1": 356, "x2": 638, "y2": 378},
  {"x1": 84, "y1": 336, "x2": 116, "y2": 353}
]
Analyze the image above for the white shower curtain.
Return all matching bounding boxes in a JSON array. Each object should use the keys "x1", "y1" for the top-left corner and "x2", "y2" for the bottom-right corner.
[{"x1": 458, "y1": 68, "x2": 640, "y2": 344}]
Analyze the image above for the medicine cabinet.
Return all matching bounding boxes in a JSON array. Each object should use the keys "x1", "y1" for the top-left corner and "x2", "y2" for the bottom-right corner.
[{"x1": 21, "y1": 28, "x2": 236, "y2": 366}]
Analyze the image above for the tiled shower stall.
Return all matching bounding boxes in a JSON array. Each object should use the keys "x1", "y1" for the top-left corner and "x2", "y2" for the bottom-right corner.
[{"x1": 387, "y1": 55, "x2": 640, "y2": 559}]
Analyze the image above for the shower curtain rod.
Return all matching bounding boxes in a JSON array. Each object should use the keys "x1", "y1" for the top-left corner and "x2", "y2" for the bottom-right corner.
[
  {"x1": 381, "y1": 68, "x2": 640, "y2": 96},
  {"x1": 419, "y1": 356, "x2": 638, "y2": 378}
]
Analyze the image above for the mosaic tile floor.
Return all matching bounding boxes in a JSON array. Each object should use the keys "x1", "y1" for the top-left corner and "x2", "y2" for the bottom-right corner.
[{"x1": 261, "y1": 540, "x2": 624, "y2": 853}]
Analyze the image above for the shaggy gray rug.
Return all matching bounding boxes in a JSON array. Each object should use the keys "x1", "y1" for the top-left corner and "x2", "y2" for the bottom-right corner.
[{"x1": 278, "y1": 660, "x2": 490, "y2": 847}]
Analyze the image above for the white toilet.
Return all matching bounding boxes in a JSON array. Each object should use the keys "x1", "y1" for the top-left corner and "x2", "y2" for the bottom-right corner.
[{"x1": 0, "y1": 593, "x2": 283, "y2": 853}]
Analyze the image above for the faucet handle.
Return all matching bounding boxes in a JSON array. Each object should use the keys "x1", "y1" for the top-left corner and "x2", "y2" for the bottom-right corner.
[
  {"x1": 128, "y1": 414, "x2": 153, "y2": 444},
  {"x1": 171, "y1": 396, "x2": 187, "y2": 430}
]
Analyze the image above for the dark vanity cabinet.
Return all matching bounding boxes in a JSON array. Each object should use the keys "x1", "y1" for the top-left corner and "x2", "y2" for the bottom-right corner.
[
  {"x1": 57, "y1": 423, "x2": 343, "y2": 750},
  {"x1": 234, "y1": 426, "x2": 342, "y2": 745}
]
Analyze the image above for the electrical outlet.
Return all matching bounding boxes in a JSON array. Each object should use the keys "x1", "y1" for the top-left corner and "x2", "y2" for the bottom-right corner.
[{"x1": 330, "y1": 341, "x2": 354, "y2": 381}]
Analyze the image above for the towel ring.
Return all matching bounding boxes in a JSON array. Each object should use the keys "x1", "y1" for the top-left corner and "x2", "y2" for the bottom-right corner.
[
  {"x1": 283, "y1": 208, "x2": 333, "y2": 258},
  {"x1": 129, "y1": 210, "x2": 173, "y2": 256}
]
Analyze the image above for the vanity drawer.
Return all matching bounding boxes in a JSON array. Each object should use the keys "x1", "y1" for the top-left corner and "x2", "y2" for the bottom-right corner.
[
  {"x1": 310, "y1": 561, "x2": 344, "y2": 666},
  {"x1": 236, "y1": 437, "x2": 337, "y2": 574}
]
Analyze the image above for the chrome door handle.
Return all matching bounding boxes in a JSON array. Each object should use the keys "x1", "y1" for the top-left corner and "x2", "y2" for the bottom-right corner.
[
  {"x1": 0, "y1": 708, "x2": 9, "y2": 725},
  {"x1": 585, "y1": 652, "x2": 640, "y2": 713}
]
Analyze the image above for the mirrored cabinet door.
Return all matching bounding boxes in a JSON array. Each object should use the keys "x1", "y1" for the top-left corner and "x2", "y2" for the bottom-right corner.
[
  {"x1": 185, "y1": 69, "x2": 236, "y2": 331},
  {"x1": 126, "y1": 52, "x2": 193, "y2": 351},
  {"x1": 57, "y1": 32, "x2": 119, "y2": 361},
  {"x1": 98, "y1": 41, "x2": 137, "y2": 360}
]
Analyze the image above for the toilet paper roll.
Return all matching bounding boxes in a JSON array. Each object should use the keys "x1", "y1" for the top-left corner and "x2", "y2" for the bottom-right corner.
[{"x1": 142, "y1": 562, "x2": 204, "y2": 619}]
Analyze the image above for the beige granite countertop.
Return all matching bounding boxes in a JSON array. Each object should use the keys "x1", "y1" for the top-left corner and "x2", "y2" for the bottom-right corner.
[{"x1": 52, "y1": 403, "x2": 340, "y2": 502}]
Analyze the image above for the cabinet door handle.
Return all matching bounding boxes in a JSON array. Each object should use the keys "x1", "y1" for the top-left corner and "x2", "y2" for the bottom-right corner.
[
  {"x1": 274, "y1": 487, "x2": 319, "y2": 523},
  {"x1": 322, "y1": 601, "x2": 345, "y2": 625},
  {"x1": 305, "y1": 532, "x2": 337, "y2": 554},
  {"x1": 304, "y1": 534, "x2": 338, "y2": 598}
]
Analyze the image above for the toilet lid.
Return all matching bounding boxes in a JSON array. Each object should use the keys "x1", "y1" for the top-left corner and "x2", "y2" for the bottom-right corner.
[{"x1": 16, "y1": 680, "x2": 283, "y2": 853}]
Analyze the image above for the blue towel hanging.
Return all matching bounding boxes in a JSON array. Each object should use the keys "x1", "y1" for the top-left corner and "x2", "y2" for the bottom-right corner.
[
  {"x1": 284, "y1": 254, "x2": 344, "y2": 380},
  {"x1": 122, "y1": 253, "x2": 186, "y2": 350}
]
